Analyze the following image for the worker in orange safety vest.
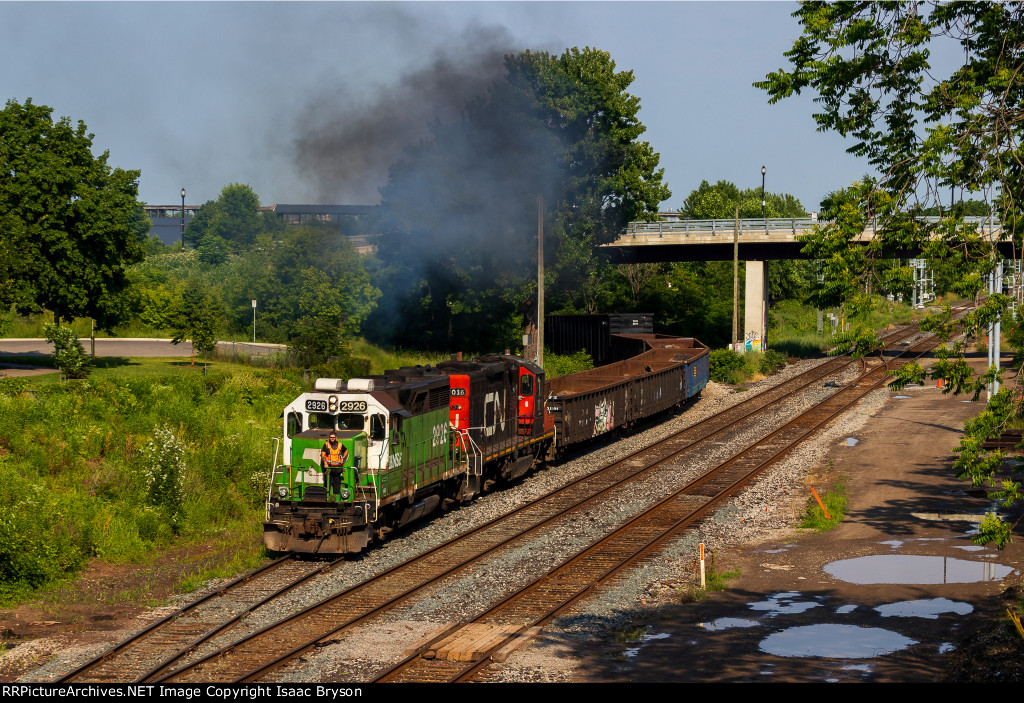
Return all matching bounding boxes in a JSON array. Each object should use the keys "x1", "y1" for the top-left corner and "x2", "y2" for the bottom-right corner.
[{"x1": 320, "y1": 432, "x2": 349, "y2": 493}]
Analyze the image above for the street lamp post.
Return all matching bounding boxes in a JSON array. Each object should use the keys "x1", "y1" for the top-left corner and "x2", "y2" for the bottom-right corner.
[
  {"x1": 760, "y1": 165, "x2": 766, "y2": 219},
  {"x1": 180, "y1": 187, "x2": 186, "y2": 252}
]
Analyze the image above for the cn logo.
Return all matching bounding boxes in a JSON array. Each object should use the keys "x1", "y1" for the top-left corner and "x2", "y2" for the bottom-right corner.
[{"x1": 484, "y1": 391, "x2": 506, "y2": 437}]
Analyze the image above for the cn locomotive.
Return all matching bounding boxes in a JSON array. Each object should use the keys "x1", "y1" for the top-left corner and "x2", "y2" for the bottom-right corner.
[{"x1": 262, "y1": 335, "x2": 708, "y2": 554}]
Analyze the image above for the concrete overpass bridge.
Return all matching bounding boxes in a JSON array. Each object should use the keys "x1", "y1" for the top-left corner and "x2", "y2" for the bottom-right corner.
[
  {"x1": 604, "y1": 215, "x2": 1005, "y2": 350},
  {"x1": 605, "y1": 215, "x2": 1005, "y2": 263}
]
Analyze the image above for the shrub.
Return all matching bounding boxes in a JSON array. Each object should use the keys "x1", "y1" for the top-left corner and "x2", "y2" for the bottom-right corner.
[
  {"x1": 759, "y1": 349, "x2": 787, "y2": 375},
  {"x1": 545, "y1": 349, "x2": 595, "y2": 378},
  {"x1": 44, "y1": 322, "x2": 92, "y2": 379},
  {"x1": 142, "y1": 425, "x2": 186, "y2": 525},
  {"x1": 709, "y1": 348, "x2": 745, "y2": 383}
]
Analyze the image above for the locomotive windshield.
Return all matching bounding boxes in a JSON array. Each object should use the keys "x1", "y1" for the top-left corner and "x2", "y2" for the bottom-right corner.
[
  {"x1": 307, "y1": 412, "x2": 366, "y2": 431},
  {"x1": 337, "y1": 413, "x2": 365, "y2": 431},
  {"x1": 307, "y1": 413, "x2": 335, "y2": 430}
]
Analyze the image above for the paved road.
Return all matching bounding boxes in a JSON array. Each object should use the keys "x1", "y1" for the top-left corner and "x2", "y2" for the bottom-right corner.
[
  {"x1": 0, "y1": 338, "x2": 287, "y2": 357},
  {"x1": 0, "y1": 338, "x2": 287, "y2": 377}
]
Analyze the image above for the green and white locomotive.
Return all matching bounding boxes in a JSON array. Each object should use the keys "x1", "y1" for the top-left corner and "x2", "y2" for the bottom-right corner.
[{"x1": 263, "y1": 357, "x2": 551, "y2": 554}]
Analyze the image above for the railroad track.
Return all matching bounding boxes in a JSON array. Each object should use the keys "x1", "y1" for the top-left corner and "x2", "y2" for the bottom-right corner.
[
  {"x1": 123, "y1": 324, "x2": 936, "y2": 683},
  {"x1": 373, "y1": 328, "x2": 945, "y2": 682},
  {"x1": 58, "y1": 554, "x2": 338, "y2": 683}
]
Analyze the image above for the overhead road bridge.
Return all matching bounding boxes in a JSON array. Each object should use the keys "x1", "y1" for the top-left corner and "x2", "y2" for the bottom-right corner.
[
  {"x1": 604, "y1": 216, "x2": 1006, "y2": 264},
  {"x1": 604, "y1": 215, "x2": 1005, "y2": 350}
]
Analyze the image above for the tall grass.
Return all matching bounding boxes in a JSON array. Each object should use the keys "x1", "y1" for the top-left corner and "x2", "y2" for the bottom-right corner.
[
  {"x1": 767, "y1": 297, "x2": 917, "y2": 359},
  {"x1": 0, "y1": 364, "x2": 304, "y2": 603}
]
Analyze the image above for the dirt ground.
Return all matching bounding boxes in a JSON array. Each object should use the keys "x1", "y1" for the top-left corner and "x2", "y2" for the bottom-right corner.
[
  {"x1": 580, "y1": 372, "x2": 1024, "y2": 683},
  {"x1": 2, "y1": 358, "x2": 1023, "y2": 683}
]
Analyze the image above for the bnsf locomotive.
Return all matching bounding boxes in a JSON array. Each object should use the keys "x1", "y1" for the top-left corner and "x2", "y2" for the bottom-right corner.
[{"x1": 262, "y1": 336, "x2": 708, "y2": 555}]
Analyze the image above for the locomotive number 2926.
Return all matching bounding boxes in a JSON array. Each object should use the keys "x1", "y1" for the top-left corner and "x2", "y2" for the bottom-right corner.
[{"x1": 304, "y1": 399, "x2": 367, "y2": 412}]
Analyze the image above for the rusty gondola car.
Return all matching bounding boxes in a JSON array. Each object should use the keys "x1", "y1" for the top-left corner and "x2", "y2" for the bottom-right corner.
[{"x1": 545, "y1": 335, "x2": 708, "y2": 450}]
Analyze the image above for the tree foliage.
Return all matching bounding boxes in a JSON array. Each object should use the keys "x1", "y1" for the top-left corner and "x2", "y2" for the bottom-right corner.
[
  {"x1": 170, "y1": 284, "x2": 220, "y2": 365},
  {"x1": 681, "y1": 179, "x2": 806, "y2": 220},
  {"x1": 0, "y1": 98, "x2": 145, "y2": 328},
  {"x1": 758, "y1": 2, "x2": 1024, "y2": 547},
  {"x1": 185, "y1": 183, "x2": 282, "y2": 253}
]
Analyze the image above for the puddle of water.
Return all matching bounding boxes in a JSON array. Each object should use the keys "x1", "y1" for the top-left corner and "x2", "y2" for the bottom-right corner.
[
  {"x1": 842, "y1": 437, "x2": 860, "y2": 446},
  {"x1": 842, "y1": 663, "x2": 874, "y2": 673},
  {"x1": 759, "y1": 624, "x2": 916, "y2": 658},
  {"x1": 939, "y1": 642, "x2": 956, "y2": 654},
  {"x1": 623, "y1": 631, "x2": 670, "y2": 659},
  {"x1": 875, "y1": 598, "x2": 974, "y2": 619},
  {"x1": 836, "y1": 604, "x2": 858, "y2": 614},
  {"x1": 892, "y1": 395, "x2": 911, "y2": 399},
  {"x1": 880, "y1": 540, "x2": 904, "y2": 550},
  {"x1": 954, "y1": 545, "x2": 986, "y2": 552},
  {"x1": 825, "y1": 554, "x2": 1015, "y2": 584},
  {"x1": 701, "y1": 618, "x2": 760, "y2": 631},
  {"x1": 749, "y1": 592, "x2": 822, "y2": 616}
]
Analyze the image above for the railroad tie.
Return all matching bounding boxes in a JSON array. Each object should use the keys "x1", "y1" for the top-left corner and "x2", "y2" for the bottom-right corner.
[{"x1": 419, "y1": 623, "x2": 528, "y2": 662}]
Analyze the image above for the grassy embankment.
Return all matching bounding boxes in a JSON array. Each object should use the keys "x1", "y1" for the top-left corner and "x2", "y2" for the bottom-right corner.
[
  {"x1": 0, "y1": 333, "x2": 594, "y2": 608},
  {"x1": 0, "y1": 338, "x2": 457, "y2": 606}
]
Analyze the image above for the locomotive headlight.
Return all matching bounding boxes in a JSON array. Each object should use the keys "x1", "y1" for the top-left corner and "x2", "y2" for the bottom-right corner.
[
  {"x1": 328, "y1": 395, "x2": 338, "y2": 411},
  {"x1": 340, "y1": 488, "x2": 350, "y2": 500},
  {"x1": 278, "y1": 486, "x2": 289, "y2": 498}
]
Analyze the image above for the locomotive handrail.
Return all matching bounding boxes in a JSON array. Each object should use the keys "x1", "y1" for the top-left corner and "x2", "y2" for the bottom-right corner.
[
  {"x1": 458, "y1": 427, "x2": 484, "y2": 476},
  {"x1": 367, "y1": 436, "x2": 383, "y2": 524},
  {"x1": 266, "y1": 437, "x2": 280, "y2": 521}
]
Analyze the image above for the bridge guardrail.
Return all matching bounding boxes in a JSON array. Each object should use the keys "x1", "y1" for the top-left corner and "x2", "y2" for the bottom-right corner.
[{"x1": 623, "y1": 215, "x2": 1002, "y2": 237}]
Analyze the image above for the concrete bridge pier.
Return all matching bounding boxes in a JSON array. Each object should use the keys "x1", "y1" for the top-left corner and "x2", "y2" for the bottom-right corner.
[{"x1": 744, "y1": 260, "x2": 768, "y2": 350}]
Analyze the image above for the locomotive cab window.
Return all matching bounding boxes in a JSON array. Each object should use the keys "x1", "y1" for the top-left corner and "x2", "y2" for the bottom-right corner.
[
  {"x1": 520, "y1": 374, "x2": 534, "y2": 396},
  {"x1": 370, "y1": 414, "x2": 386, "y2": 441},
  {"x1": 287, "y1": 411, "x2": 302, "y2": 438}
]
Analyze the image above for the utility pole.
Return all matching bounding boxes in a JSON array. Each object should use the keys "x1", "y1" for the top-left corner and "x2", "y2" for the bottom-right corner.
[
  {"x1": 732, "y1": 205, "x2": 740, "y2": 351},
  {"x1": 536, "y1": 194, "x2": 544, "y2": 369}
]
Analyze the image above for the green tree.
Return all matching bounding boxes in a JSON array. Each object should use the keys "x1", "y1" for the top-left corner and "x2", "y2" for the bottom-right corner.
[
  {"x1": 171, "y1": 285, "x2": 220, "y2": 366},
  {"x1": 757, "y1": 2, "x2": 1024, "y2": 547},
  {"x1": 219, "y1": 224, "x2": 380, "y2": 355},
  {"x1": 43, "y1": 322, "x2": 92, "y2": 379},
  {"x1": 185, "y1": 183, "x2": 263, "y2": 249},
  {"x1": 0, "y1": 98, "x2": 146, "y2": 327},
  {"x1": 681, "y1": 179, "x2": 806, "y2": 220}
]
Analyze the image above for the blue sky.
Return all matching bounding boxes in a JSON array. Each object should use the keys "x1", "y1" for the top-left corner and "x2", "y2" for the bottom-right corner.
[{"x1": 1, "y1": 1, "x2": 869, "y2": 212}]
